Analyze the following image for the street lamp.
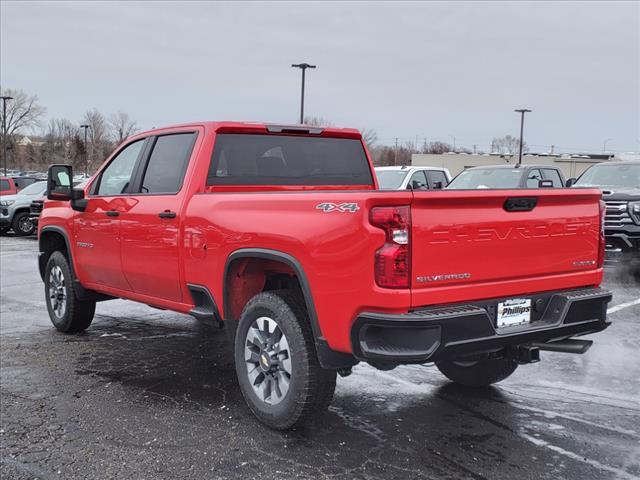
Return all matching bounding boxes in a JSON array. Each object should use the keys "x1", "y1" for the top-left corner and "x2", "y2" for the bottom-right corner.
[
  {"x1": 80, "y1": 124, "x2": 90, "y2": 176},
  {"x1": 291, "y1": 63, "x2": 316, "y2": 124},
  {"x1": 514, "y1": 108, "x2": 532, "y2": 166},
  {"x1": 1, "y1": 95, "x2": 14, "y2": 175},
  {"x1": 602, "y1": 138, "x2": 613, "y2": 153}
]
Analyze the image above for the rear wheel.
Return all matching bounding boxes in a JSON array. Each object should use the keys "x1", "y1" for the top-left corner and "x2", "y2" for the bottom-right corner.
[
  {"x1": 12, "y1": 212, "x2": 35, "y2": 236},
  {"x1": 436, "y1": 356, "x2": 518, "y2": 387},
  {"x1": 44, "y1": 251, "x2": 96, "y2": 333},
  {"x1": 234, "y1": 290, "x2": 336, "y2": 430}
]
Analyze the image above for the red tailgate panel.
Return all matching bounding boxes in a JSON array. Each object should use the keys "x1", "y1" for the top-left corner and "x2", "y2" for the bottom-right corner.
[{"x1": 410, "y1": 189, "x2": 603, "y2": 307}]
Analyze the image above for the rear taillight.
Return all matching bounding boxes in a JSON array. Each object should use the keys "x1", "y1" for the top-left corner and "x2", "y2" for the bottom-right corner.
[
  {"x1": 598, "y1": 200, "x2": 606, "y2": 268},
  {"x1": 370, "y1": 206, "x2": 411, "y2": 288}
]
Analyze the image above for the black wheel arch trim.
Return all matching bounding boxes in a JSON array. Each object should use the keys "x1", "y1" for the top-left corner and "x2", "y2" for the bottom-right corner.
[
  {"x1": 223, "y1": 248, "x2": 357, "y2": 370},
  {"x1": 39, "y1": 226, "x2": 114, "y2": 302},
  {"x1": 39, "y1": 226, "x2": 75, "y2": 280}
]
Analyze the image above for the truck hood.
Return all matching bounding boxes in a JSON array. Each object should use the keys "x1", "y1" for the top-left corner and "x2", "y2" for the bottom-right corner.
[
  {"x1": 1, "y1": 193, "x2": 40, "y2": 207},
  {"x1": 601, "y1": 187, "x2": 640, "y2": 201}
]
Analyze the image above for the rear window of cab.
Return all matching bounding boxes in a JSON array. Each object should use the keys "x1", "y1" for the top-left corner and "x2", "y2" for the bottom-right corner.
[{"x1": 207, "y1": 134, "x2": 373, "y2": 186}]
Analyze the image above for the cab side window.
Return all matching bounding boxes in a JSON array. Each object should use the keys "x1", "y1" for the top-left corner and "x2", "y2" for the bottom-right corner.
[
  {"x1": 95, "y1": 140, "x2": 145, "y2": 196},
  {"x1": 139, "y1": 133, "x2": 197, "y2": 194},
  {"x1": 408, "y1": 171, "x2": 428, "y2": 189},
  {"x1": 426, "y1": 170, "x2": 448, "y2": 189},
  {"x1": 542, "y1": 168, "x2": 563, "y2": 187},
  {"x1": 526, "y1": 169, "x2": 543, "y2": 188}
]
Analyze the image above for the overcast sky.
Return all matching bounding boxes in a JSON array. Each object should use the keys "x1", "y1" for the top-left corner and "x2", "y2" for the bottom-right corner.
[{"x1": 1, "y1": 1, "x2": 639, "y2": 153}]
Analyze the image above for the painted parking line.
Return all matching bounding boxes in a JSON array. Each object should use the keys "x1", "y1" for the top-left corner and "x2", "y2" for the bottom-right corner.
[{"x1": 608, "y1": 298, "x2": 640, "y2": 314}]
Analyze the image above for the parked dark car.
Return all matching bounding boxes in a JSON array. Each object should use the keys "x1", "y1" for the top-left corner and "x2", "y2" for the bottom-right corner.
[
  {"x1": 570, "y1": 160, "x2": 640, "y2": 278},
  {"x1": 446, "y1": 164, "x2": 566, "y2": 189}
]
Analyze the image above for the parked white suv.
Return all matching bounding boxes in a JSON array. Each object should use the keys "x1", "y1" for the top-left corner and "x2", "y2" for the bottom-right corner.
[
  {"x1": 0, "y1": 181, "x2": 47, "y2": 236},
  {"x1": 375, "y1": 166, "x2": 452, "y2": 190}
]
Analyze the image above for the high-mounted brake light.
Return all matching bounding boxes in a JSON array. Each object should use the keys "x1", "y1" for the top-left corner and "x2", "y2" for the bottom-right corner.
[
  {"x1": 370, "y1": 206, "x2": 411, "y2": 288},
  {"x1": 598, "y1": 200, "x2": 606, "y2": 268}
]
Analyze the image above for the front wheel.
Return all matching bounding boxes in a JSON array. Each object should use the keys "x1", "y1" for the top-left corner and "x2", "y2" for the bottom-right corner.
[
  {"x1": 436, "y1": 356, "x2": 518, "y2": 387},
  {"x1": 234, "y1": 290, "x2": 336, "y2": 430},
  {"x1": 12, "y1": 212, "x2": 35, "y2": 236},
  {"x1": 45, "y1": 251, "x2": 96, "y2": 333}
]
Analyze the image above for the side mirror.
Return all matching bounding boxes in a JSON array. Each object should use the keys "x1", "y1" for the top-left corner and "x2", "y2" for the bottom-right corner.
[
  {"x1": 566, "y1": 178, "x2": 577, "y2": 187},
  {"x1": 538, "y1": 179, "x2": 554, "y2": 188},
  {"x1": 71, "y1": 188, "x2": 88, "y2": 212},
  {"x1": 47, "y1": 165, "x2": 73, "y2": 201},
  {"x1": 432, "y1": 181, "x2": 443, "y2": 190}
]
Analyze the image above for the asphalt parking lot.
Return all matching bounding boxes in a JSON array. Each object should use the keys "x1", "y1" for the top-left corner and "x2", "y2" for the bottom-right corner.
[{"x1": 1, "y1": 234, "x2": 639, "y2": 480}]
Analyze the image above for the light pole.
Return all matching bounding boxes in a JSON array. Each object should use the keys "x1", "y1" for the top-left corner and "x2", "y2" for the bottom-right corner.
[
  {"x1": 80, "y1": 124, "x2": 90, "y2": 176},
  {"x1": 1, "y1": 95, "x2": 14, "y2": 175},
  {"x1": 291, "y1": 63, "x2": 316, "y2": 124},
  {"x1": 514, "y1": 108, "x2": 532, "y2": 166},
  {"x1": 602, "y1": 138, "x2": 612, "y2": 153}
]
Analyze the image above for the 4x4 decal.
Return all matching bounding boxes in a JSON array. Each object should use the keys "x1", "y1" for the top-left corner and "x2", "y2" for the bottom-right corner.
[{"x1": 316, "y1": 202, "x2": 360, "y2": 213}]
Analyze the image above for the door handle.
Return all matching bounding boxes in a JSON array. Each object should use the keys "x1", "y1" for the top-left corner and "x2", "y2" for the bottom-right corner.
[
  {"x1": 105, "y1": 210, "x2": 119, "y2": 217},
  {"x1": 158, "y1": 210, "x2": 176, "y2": 219}
]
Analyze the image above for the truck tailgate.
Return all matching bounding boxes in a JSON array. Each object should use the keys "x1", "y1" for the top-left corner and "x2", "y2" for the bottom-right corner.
[{"x1": 410, "y1": 189, "x2": 603, "y2": 307}]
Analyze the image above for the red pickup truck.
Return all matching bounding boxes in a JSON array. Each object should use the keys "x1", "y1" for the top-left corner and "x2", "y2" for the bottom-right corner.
[
  {"x1": 39, "y1": 122, "x2": 612, "y2": 429},
  {"x1": 1, "y1": 176, "x2": 19, "y2": 196}
]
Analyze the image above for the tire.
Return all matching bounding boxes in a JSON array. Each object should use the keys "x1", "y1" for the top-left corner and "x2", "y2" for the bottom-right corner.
[
  {"x1": 44, "y1": 251, "x2": 96, "y2": 333},
  {"x1": 234, "y1": 290, "x2": 336, "y2": 430},
  {"x1": 11, "y1": 212, "x2": 35, "y2": 236},
  {"x1": 436, "y1": 356, "x2": 518, "y2": 387}
]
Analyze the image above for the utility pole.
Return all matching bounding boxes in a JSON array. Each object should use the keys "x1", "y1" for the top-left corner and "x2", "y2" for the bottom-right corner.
[
  {"x1": 1, "y1": 95, "x2": 14, "y2": 175},
  {"x1": 291, "y1": 63, "x2": 316, "y2": 124},
  {"x1": 80, "y1": 124, "x2": 90, "y2": 176},
  {"x1": 514, "y1": 108, "x2": 532, "y2": 166},
  {"x1": 473, "y1": 144, "x2": 477, "y2": 154},
  {"x1": 602, "y1": 138, "x2": 612, "y2": 153}
]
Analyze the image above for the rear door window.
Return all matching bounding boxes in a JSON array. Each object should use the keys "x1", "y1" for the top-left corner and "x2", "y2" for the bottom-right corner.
[
  {"x1": 140, "y1": 133, "x2": 197, "y2": 194},
  {"x1": 426, "y1": 170, "x2": 448, "y2": 188},
  {"x1": 0, "y1": 179, "x2": 9, "y2": 191},
  {"x1": 208, "y1": 134, "x2": 373, "y2": 185},
  {"x1": 542, "y1": 168, "x2": 563, "y2": 187},
  {"x1": 408, "y1": 171, "x2": 427, "y2": 189}
]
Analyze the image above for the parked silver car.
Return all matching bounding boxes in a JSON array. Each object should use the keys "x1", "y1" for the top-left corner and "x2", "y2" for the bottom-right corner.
[{"x1": 0, "y1": 181, "x2": 47, "y2": 236}]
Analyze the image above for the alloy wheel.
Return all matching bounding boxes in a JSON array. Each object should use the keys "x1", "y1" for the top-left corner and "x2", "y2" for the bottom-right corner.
[
  {"x1": 244, "y1": 316, "x2": 292, "y2": 405},
  {"x1": 18, "y1": 216, "x2": 34, "y2": 234},
  {"x1": 48, "y1": 265, "x2": 67, "y2": 318}
]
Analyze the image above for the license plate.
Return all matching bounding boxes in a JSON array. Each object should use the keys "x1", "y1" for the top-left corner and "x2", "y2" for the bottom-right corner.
[{"x1": 496, "y1": 298, "x2": 531, "y2": 328}]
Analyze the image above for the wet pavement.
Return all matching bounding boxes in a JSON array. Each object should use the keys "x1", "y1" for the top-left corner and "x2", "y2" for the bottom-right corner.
[{"x1": 1, "y1": 234, "x2": 639, "y2": 480}]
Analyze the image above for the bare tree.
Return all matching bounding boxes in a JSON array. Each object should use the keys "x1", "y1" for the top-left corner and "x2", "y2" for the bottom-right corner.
[
  {"x1": 82, "y1": 108, "x2": 111, "y2": 172},
  {"x1": 360, "y1": 128, "x2": 377, "y2": 147},
  {"x1": 0, "y1": 88, "x2": 46, "y2": 138},
  {"x1": 108, "y1": 111, "x2": 138, "y2": 145},
  {"x1": 303, "y1": 116, "x2": 332, "y2": 127},
  {"x1": 422, "y1": 141, "x2": 453, "y2": 154},
  {"x1": 491, "y1": 135, "x2": 527, "y2": 155}
]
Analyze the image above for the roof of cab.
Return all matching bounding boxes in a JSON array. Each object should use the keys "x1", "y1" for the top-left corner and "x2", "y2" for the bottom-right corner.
[
  {"x1": 130, "y1": 121, "x2": 362, "y2": 140},
  {"x1": 464, "y1": 164, "x2": 558, "y2": 170},
  {"x1": 375, "y1": 165, "x2": 448, "y2": 171}
]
